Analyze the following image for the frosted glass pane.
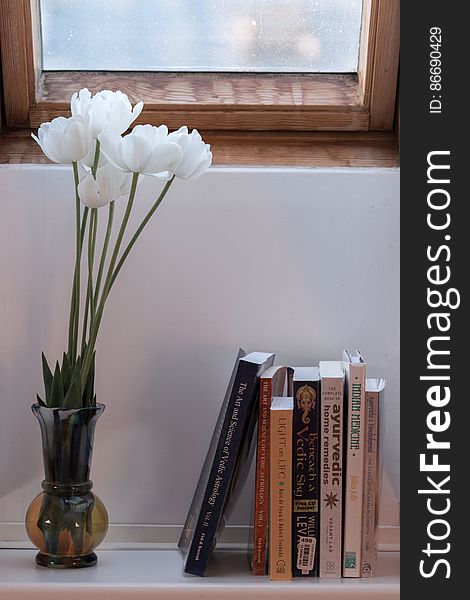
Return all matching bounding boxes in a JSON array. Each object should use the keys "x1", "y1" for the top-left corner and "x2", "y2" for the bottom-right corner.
[{"x1": 40, "y1": 0, "x2": 363, "y2": 73}]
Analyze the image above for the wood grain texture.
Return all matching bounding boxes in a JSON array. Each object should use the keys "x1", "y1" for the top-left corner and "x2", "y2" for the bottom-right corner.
[
  {"x1": 30, "y1": 107, "x2": 369, "y2": 132},
  {"x1": 37, "y1": 72, "x2": 363, "y2": 110},
  {"x1": 0, "y1": 31, "x2": 3, "y2": 132},
  {"x1": 358, "y1": 0, "x2": 380, "y2": 109},
  {"x1": 0, "y1": 129, "x2": 398, "y2": 168},
  {"x1": 0, "y1": 0, "x2": 37, "y2": 127},
  {"x1": 26, "y1": 0, "x2": 42, "y2": 107},
  {"x1": 369, "y1": 0, "x2": 400, "y2": 129},
  {"x1": 33, "y1": 71, "x2": 368, "y2": 131}
]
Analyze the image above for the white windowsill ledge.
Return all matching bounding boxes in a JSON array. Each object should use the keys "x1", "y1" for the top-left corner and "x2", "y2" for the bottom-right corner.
[{"x1": 0, "y1": 549, "x2": 399, "y2": 599}]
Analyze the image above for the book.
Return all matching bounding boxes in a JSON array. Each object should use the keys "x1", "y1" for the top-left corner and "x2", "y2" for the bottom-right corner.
[
  {"x1": 269, "y1": 396, "x2": 294, "y2": 581},
  {"x1": 319, "y1": 361, "x2": 345, "y2": 578},
  {"x1": 292, "y1": 367, "x2": 321, "y2": 577},
  {"x1": 251, "y1": 366, "x2": 293, "y2": 576},
  {"x1": 342, "y1": 350, "x2": 366, "y2": 577},
  {"x1": 360, "y1": 378, "x2": 385, "y2": 577},
  {"x1": 178, "y1": 350, "x2": 275, "y2": 576}
]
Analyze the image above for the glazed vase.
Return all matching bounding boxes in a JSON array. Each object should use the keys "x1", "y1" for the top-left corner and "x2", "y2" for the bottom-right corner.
[{"x1": 25, "y1": 403, "x2": 108, "y2": 568}]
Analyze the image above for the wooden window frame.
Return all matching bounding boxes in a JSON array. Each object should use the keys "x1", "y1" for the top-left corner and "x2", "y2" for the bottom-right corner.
[{"x1": 0, "y1": 0, "x2": 399, "y2": 165}]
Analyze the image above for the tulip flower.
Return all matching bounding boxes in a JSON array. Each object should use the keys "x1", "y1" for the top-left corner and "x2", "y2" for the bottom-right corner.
[
  {"x1": 34, "y1": 86, "x2": 215, "y2": 413},
  {"x1": 78, "y1": 164, "x2": 132, "y2": 209},
  {"x1": 98, "y1": 125, "x2": 182, "y2": 176},
  {"x1": 71, "y1": 88, "x2": 143, "y2": 139},
  {"x1": 168, "y1": 126, "x2": 212, "y2": 179},
  {"x1": 31, "y1": 116, "x2": 91, "y2": 164}
]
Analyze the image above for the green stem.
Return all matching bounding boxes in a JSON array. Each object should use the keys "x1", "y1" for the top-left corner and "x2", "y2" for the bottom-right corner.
[
  {"x1": 81, "y1": 259, "x2": 91, "y2": 353},
  {"x1": 91, "y1": 140, "x2": 100, "y2": 178},
  {"x1": 90, "y1": 209, "x2": 98, "y2": 325},
  {"x1": 77, "y1": 138, "x2": 99, "y2": 355},
  {"x1": 71, "y1": 162, "x2": 82, "y2": 363},
  {"x1": 80, "y1": 208, "x2": 90, "y2": 247},
  {"x1": 69, "y1": 208, "x2": 89, "y2": 358},
  {"x1": 68, "y1": 281, "x2": 76, "y2": 358},
  {"x1": 94, "y1": 201, "x2": 115, "y2": 307},
  {"x1": 109, "y1": 176, "x2": 175, "y2": 293},
  {"x1": 81, "y1": 172, "x2": 139, "y2": 388},
  {"x1": 81, "y1": 209, "x2": 97, "y2": 352}
]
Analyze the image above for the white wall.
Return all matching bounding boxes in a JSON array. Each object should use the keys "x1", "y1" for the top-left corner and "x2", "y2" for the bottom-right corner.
[{"x1": 0, "y1": 165, "x2": 399, "y2": 541}]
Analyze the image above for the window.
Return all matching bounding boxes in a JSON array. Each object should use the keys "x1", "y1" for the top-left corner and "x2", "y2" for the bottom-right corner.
[
  {"x1": 0, "y1": 0, "x2": 399, "y2": 166},
  {"x1": 40, "y1": 0, "x2": 363, "y2": 73}
]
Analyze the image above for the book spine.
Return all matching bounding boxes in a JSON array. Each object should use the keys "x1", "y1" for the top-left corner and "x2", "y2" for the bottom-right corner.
[
  {"x1": 342, "y1": 363, "x2": 366, "y2": 577},
  {"x1": 252, "y1": 377, "x2": 272, "y2": 575},
  {"x1": 269, "y1": 406, "x2": 293, "y2": 581},
  {"x1": 292, "y1": 380, "x2": 320, "y2": 577},
  {"x1": 184, "y1": 360, "x2": 259, "y2": 576},
  {"x1": 319, "y1": 376, "x2": 344, "y2": 578},
  {"x1": 360, "y1": 389, "x2": 379, "y2": 577}
]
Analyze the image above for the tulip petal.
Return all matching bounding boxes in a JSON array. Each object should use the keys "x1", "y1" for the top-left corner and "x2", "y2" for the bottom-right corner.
[
  {"x1": 116, "y1": 170, "x2": 133, "y2": 197},
  {"x1": 71, "y1": 88, "x2": 91, "y2": 118},
  {"x1": 65, "y1": 121, "x2": 91, "y2": 161},
  {"x1": 88, "y1": 95, "x2": 109, "y2": 138},
  {"x1": 107, "y1": 99, "x2": 134, "y2": 135},
  {"x1": 186, "y1": 149, "x2": 212, "y2": 179},
  {"x1": 121, "y1": 134, "x2": 153, "y2": 173},
  {"x1": 44, "y1": 129, "x2": 72, "y2": 163},
  {"x1": 141, "y1": 142, "x2": 182, "y2": 176},
  {"x1": 78, "y1": 164, "x2": 125, "y2": 208},
  {"x1": 50, "y1": 116, "x2": 71, "y2": 131},
  {"x1": 132, "y1": 124, "x2": 155, "y2": 143},
  {"x1": 132, "y1": 101, "x2": 144, "y2": 121},
  {"x1": 78, "y1": 173, "x2": 103, "y2": 208},
  {"x1": 99, "y1": 131, "x2": 127, "y2": 171}
]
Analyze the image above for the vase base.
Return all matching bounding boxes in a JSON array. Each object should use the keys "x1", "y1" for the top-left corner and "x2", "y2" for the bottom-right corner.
[{"x1": 35, "y1": 551, "x2": 98, "y2": 569}]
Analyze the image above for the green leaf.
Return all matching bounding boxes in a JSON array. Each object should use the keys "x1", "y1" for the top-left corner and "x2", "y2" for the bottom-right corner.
[
  {"x1": 41, "y1": 353, "x2": 53, "y2": 406},
  {"x1": 61, "y1": 352, "x2": 72, "y2": 391},
  {"x1": 71, "y1": 360, "x2": 83, "y2": 401},
  {"x1": 63, "y1": 378, "x2": 81, "y2": 410},
  {"x1": 36, "y1": 394, "x2": 47, "y2": 408},
  {"x1": 50, "y1": 362, "x2": 64, "y2": 408},
  {"x1": 83, "y1": 353, "x2": 95, "y2": 407}
]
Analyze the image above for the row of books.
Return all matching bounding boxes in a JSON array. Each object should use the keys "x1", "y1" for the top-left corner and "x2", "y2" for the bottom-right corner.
[
  {"x1": 178, "y1": 349, "x2": 385, "y2": 579},
  {"x1": 253, "y1": 353, "x2": 385, "y2": 580}
]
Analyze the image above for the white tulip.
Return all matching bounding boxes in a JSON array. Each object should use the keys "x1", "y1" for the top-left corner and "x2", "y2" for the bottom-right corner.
[
  {"x1": 78, "y1": 164, "x2": 132, "y2": 209},
  {"x1": 98, "y1": 125, "x2": 182, "y2": 176},
  {"x1": 168, "y1": 126, "x2": 212, "y2": 179},
  {"x1": 71, "y1": 88, "x2": 143, "y2": 139},
  {"x1": 31, "y1": 116, "x2": 91, "y2": 164}
]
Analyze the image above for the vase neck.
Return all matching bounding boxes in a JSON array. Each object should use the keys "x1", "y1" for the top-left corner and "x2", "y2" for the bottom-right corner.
[
  {"x1": 32, "y1": 404, "x2": 104, "y2": 484},
  {"x1": 41, "y1": 480, "x2": 93, "y2": 495}
]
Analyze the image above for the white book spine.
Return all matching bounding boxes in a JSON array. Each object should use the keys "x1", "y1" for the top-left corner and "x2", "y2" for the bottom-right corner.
[
  {"x1": 342, "y1": 362, "x2": 366, "y2": 577},
  {"x1": 319, "y1": 373, "x2": 344, "y2": 578},
  {"x1": 360, "y1": 383, "x2": 382, "y2": 576}
]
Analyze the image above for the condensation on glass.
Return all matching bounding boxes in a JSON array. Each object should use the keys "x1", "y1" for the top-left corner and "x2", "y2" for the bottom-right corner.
[{"x1": 40, "y1": 0, "x2": 363, "y2": 73}]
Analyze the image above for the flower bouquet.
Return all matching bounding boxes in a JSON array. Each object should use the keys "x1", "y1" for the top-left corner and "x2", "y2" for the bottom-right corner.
[{"x1": 24, "y1": 89, "x2": 212, "y2": 568}]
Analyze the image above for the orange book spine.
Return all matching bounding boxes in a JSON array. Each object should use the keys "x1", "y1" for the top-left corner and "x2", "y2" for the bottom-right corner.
[{"x1": 252, "y1": 377, "x2": 272, "y2": 575}]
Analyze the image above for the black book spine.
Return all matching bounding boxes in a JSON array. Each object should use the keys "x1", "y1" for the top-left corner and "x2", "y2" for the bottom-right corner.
[
  {"x1": 184, "y1": 360, "x2": 260, "y2": 576},
  {"x1": 292, "y1": 378, "x2": 321, "y2": 577}
]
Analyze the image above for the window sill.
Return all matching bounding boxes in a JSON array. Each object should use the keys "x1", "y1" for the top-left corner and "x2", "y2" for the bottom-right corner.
[
  {"x1": 0, "y1": 549, "x2": 399, "y2": 599},
  {"x1": 0, "y1": 130, "x2": 398, "y2": 168}
]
